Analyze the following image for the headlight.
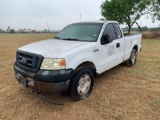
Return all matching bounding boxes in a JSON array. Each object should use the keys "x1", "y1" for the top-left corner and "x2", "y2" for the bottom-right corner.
[{"x1": 40, "y1": 58, "x2": 66, "y2": 70}]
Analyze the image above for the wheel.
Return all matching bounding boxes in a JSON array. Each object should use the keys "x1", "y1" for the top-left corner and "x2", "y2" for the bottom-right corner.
[
  {"x1": 126, "y1": 49, "x2": 137, "y2": 67},
  {"x1": 69, "y1": 68, "x2": 94, "y2": 101}
]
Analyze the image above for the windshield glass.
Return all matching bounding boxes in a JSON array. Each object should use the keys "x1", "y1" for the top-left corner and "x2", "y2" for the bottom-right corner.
[{"x1": 55, "y1": 23, "x2": 103, "y2": 42}]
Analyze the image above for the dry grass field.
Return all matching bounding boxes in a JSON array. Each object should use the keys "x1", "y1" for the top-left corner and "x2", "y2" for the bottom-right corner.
[{"x1": 0, "y1": 33, "x2": 160, "y2": 120}]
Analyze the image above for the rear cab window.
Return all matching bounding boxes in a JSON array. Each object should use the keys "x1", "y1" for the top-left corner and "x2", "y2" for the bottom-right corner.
[{"x1": 113, "y1": 23, "x2": 123, "y2": 39}]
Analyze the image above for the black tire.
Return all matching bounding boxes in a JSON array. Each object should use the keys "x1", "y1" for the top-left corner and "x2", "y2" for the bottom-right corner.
[
  {"x1": 69, "y1": 68, "x2": 94, "y2": 101},
  {"x1": 126, "y1": 49, "x2": 137, "y2": 67}
]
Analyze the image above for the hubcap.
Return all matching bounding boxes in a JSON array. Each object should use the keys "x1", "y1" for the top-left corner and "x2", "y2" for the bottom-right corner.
[
  {"x1": 131, "y1": 52, "x2": 136, "y2": 64},
  {"x1": 77, "y1": 74, "x2": 91, "y2": 96}
]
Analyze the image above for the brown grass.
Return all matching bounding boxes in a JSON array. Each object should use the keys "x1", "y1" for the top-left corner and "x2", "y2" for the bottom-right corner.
[
  {"x1": 0, "y1": 33, "x2": 160, "y2": 120},
  {"x1": 142, "y1": 31, "x2": 160, "y2": 39}
]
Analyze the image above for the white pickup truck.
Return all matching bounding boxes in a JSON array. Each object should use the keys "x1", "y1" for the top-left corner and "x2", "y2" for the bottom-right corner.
[{"x1": 14, "y1": 21, "x2": 142, "y2": 101}]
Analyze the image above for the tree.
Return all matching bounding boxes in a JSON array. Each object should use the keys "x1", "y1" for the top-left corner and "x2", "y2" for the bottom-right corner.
[
  {"x1": 10, "y1": 29, "x2": 15, "y2": 33},
  {"x1": 101, "y1": 0, "x2": 160, "y2": 33},
  {"x1": 148, "y1": 0, "x2": 160, "y2": 22},
  {"x1": 142, "y1": 26, "x2": 149, "y2": 31}
]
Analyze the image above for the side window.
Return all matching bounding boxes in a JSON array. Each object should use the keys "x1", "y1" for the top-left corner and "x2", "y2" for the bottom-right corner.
[
  {"x1": 113, "y1": 23, "x2": 122, "y2": 39},
  {"x1": 103, "y1": 24, "x2": 116, "y2": 41}
]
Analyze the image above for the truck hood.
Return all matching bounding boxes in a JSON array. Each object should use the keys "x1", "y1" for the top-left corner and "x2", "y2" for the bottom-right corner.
[{"x1": 18, "y1": 39, "x2": 91, "y2": 58}]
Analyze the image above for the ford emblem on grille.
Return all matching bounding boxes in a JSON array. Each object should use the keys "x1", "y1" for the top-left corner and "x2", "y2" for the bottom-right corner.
[{"x1": 20, "y1": 58, "x2": 27, "y2": 64}]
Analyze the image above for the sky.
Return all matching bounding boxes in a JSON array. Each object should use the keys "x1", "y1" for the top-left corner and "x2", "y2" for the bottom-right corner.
[{"x1": 0, "y1": 0, "x2": 160, "y2": 31}]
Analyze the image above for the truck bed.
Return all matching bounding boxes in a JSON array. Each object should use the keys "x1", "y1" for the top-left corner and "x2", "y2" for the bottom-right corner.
[
  {"x1": 123, "y1": 33, "x2": 142, "y2": 61},
  {"x1": 124, "y1": 33, "x2": 141, "y2": 37}
]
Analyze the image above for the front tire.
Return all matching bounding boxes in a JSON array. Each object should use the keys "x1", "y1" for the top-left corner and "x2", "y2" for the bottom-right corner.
[
  {"x1": 69, "y1": 68, "x2": 94, "y2": 101},
  {"x1": 126, "y1": 49, "x2": 137, "y2": 67}
]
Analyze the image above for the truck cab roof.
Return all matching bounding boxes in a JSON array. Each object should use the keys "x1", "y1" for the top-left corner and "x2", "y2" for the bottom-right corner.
[{"x1": 72, "y1": 21, "x2": 118, "y2": 24}]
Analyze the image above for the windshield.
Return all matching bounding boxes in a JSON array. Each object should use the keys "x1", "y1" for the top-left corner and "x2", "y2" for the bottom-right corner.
[{"x1": 55, "y1": 23, "x2": 103, "y2": 42}]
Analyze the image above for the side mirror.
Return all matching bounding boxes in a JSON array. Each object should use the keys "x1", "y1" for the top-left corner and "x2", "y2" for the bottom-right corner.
[{"x1": 101, "y1": 34, "x2": 111, "y2": 45}]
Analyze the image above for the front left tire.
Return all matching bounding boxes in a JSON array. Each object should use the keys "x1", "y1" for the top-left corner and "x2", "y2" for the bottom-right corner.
[{"x1": 69, "y1": 68, "x2": 94, "y2": 101}]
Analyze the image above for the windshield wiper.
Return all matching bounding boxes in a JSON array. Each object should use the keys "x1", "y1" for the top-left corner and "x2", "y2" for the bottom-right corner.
[
  {"x1": 54, "y1": 37, "x2": 61, "y2": 39},
  {"x1": 54, "y1": 37, "x2": 79, "y2": 41},
  {"x1": 62, "y1": 38, "x2": 80, "y2": 41},
  {"x1": 55, "y1": 37, "x2": 94, "y2": 42}
]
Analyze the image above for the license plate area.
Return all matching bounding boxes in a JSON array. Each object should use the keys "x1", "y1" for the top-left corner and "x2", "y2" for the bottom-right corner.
[
  {"x1": 19, "y1": 76, "x2": 28, "y2": 86},
  {"x1": 15, "y1": 72, "x2": 35, "y2": 87}
]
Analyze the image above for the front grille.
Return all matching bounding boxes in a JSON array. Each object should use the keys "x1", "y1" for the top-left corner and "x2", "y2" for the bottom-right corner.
[{"x1": 16, "y1": 51, "x2": 43, "y2": 73}]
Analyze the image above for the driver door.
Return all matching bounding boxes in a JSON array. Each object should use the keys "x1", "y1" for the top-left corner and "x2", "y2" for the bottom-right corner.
[{"x1": 99, "y1": 23, "x2": 117, "y2": 73}]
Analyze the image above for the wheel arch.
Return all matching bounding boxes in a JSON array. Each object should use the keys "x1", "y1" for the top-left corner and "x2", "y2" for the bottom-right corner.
[
  {"x1": 74, "y1": 61, "x2": 97, "y2": 76},
  {"x1": 133, "y1": 45, "x2": 138, "y2": 52}
]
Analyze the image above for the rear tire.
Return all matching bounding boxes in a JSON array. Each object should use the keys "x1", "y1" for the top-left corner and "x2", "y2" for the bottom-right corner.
[
  {"x1": 126, "y1": 49, "x2": 137, "y2": 67},
  {"x1": 69, "y1": 68, "x2": 94, "y2": 101}
]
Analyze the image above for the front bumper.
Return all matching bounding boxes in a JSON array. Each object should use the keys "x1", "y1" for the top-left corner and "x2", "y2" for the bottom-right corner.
[{"x1": 14, "y1": 63, "x2": 73, "y2": 92}]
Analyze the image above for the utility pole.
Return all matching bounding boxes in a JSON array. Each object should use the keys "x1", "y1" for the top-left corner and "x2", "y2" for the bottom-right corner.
[
  {"x1": 47, "y1": 21, "x2": 49, "y2": 32},
  {"x1": 80, "y1": 14, "x2": 81, "y2": 22}
]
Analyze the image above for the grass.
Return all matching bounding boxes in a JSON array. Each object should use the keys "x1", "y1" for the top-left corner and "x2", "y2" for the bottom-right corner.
[
  {"x1": 0, "y1": 33, "x2": 160, "y2": 120},
  {"x1": 142, "y1": 31, "x2": 160, "y2": 39}
]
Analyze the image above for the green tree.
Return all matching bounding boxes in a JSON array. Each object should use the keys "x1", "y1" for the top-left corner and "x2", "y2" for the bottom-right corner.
[
  {"x1": 101, "y1": 0, "x2": 160, "y2": 33},
  {"x1": 142, "y1": 26, "x2": 149, "y2": 31},
  {"x1": 149, "y1": 0, "x2": 160, "y2": 22}
]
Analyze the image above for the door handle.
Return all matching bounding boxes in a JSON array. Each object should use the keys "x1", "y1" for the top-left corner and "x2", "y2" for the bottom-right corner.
[{"x1": 116, "y1": 43, "x2": 120, "y2": 48}]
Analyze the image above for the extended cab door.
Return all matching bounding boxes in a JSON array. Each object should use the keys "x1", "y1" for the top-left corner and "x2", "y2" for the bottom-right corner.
[{"x1": 99, "y1": 23, "x2": 117, "y2": 73}]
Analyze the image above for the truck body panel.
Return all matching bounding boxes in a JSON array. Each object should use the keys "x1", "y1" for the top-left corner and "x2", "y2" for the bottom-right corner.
[
  {"x1": 14, "y1": 21, "x2": 142, "y2": 95},
  {"x1": 18, "y1": 39, "x2": 90, "y2": 58}
]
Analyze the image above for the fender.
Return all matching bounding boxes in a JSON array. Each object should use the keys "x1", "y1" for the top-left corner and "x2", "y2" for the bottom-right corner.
[{"x1": 59, "y1": 43, "x2": 101, "y2": 73}]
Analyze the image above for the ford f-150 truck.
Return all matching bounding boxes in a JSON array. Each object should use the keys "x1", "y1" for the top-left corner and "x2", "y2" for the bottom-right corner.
[{"x1": 14, "y1": 21, "x2": 142, "y2": 101}]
